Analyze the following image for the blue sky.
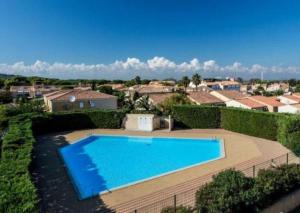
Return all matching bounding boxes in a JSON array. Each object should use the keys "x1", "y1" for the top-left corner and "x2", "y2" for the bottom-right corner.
[{"x1": 0, "y1": 0, "x2": 300, "y2": 79}]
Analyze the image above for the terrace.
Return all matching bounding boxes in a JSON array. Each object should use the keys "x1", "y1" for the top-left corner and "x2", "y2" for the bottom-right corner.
[{"x1": 33, "y1": 128, "x2": 292, "y2": 212}]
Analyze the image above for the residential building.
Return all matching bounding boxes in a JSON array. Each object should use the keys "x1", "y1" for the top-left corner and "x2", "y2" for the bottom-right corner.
[
  {"x1": 44, "y1": 89, "x2": 117, "y2": 112},
  {"x1": 226, "y1": 98, "x2": 267, "y2": 111},
  {"x1": 219, "y1": 81, "x2": 241, "y2": 91},
  {"x1": 278, "y1": 104, "x2": 300, "y2": 114},
  {"x1": 10, "y1": 85, "x2": 59, "y2": 98},
  {"x1": 133, "y1": 85, "x2": 174, "y2": 95},
  {"x1": 277, "y1": 95, "x2": 300, "y2": 105},
  {"x1": 248, "y1": 96, "x2": 284, "y2": 112},
  {"x1": 188, "y1": 91, "x2": 224, "y2": 105},
  {"x1": 148, "y1": 93, "x2": 175, "y2": 106},
  {"x1": 210, "y1": 90, "x2": 248, "y2": 102}
]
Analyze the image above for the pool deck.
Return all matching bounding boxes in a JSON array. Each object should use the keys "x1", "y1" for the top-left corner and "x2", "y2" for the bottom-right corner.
[{"x1": 33, "y1": 128, "x2": 291, "y2": 212}]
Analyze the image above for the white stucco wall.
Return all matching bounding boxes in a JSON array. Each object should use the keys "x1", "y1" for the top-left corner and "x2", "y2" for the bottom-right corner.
[
  {"x1": 278, "y1": 105, "x2": 300, "y2": 114},
  {"x1": 225, "y1": 100, "x2": 250, "y2": 109},
  {"x1": 278, "y1": 96, "x2": 299, "y2": 105}
]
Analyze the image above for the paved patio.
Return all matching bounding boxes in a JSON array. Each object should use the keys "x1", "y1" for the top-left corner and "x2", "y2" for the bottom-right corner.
[{"x1": 32, "y1": 129, "x2": 290, "y2": 212}]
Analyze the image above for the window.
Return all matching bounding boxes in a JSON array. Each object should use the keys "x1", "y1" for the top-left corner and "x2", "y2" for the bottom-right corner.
[
  {"x1": 79, "y1": 102, "x2": 84, "y2": 108},
  {"x1": 89, "y1": 100, "x2": 95, "y2": 107}
]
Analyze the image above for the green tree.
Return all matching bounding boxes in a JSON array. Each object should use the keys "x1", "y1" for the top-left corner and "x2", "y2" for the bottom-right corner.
[
  {"x1": 159, "y1": 94, "x2": 191, "y2": 115},
  {"x1": 295, "y1": 84, "x2": 300, "y2": 92},
  {"x1": 181, "y1": 76, "x2": 190, "y2": 92},
  {"x1": 135, "y1": 76, "x2": 141, "y2": 85},
  {"x1": 98, "y1": 85, "x2": 113, "y2": 94},
  {"x1": 134, "y1": 95, "x2": 154, "y2": 111},
  {"x1": 192, "y1": 73, "x2": 201, "y2": 91}
]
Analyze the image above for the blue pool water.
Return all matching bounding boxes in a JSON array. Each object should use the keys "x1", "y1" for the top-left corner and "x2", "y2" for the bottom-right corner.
[{"x1": 59, "y1": 135, "x2": 223, "y2": 199}]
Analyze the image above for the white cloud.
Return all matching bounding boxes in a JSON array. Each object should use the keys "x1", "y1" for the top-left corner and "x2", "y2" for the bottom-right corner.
[{"x1": 0, "y1": 57, "x2": 299, "y2": 79}]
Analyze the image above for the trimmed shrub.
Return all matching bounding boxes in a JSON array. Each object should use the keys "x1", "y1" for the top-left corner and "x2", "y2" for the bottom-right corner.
[
  {"x1": 195, "y1": 169, "x2": 255, "y2": 213},
  {"x1": 172, "y1": 105, "x2": 220, "y2": 128},
  {"x1": 31, "y1": 109, "x2": 126, "y2": 135},
  {"x1": 0, "y1": 115, "x2": 38, "y2": 213},
  {"x1": 220, "y1": 107, "x2": 279, "y2": 141},
  {"x1": 277, "y1": 115, "x2": 300, "y2": 155},
  {"x1": 253, "y1": 164, "x2": 300, "y2": 209},
  {"x1": 195, "y1": 165, "x2": 300, "y2": 213}
]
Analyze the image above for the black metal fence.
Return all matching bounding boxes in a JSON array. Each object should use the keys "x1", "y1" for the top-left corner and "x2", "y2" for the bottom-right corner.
[{"x1": 120, "y1": 152, "x2": 299, "y2": 213}]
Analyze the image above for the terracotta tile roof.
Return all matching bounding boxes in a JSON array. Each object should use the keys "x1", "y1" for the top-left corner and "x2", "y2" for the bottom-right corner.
[
  {"x1": 188, "y1": 91, "x2": 224, "y2": 104},
  {"x1": 45, "y1": 90, "x2": 116, "y2": 101},
  {"x1": 282, "y1": 95, "x2": 300, "y2": 103},
  {"x1": 136, "y1": 85, "x2": 174, "y2": 94},
  {"x1": 214, "y1": 90, "x2": 248, "y2": 100},
  {"x1": 249, "y1": 96, "x2": 284, "y2": 107},
  {"x1": 293, "y1": 93, "x2": 300, "y2": 98},
  {"x1": 148, "y1": 93, "x2": 175, "y2": 105},
  {"x1": 237, "y1": 98, "x2": 266, "y2": 109}
]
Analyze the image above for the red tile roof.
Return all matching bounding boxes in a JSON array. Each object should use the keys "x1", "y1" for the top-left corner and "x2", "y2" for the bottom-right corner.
[
  {"x1": 213, "y1": 90, "x2": 248, "y2": 100},
  {"x1": 45, "y1": 90, "x2": 116, "y2": 101},
  {"x1": 148, "y1": 93, "x2": 175, "y2": 105},
  {"x1": 188, "y1": 91, "x2": 224, "y2": 104},
  {"x1": 282, "y1": 95, "x2": 300, "y2": 103},
  {"x1": 249, "y1": 96, "x2": 284, "y2": 107},
  {"x1": 238, "y1": 98, "x2": 266, "y2": 109}
]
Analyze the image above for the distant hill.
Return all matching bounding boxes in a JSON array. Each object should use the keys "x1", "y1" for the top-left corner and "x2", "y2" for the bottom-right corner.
[{"x1": 0, "y1": 73, "x2": 16, "y2": 79}]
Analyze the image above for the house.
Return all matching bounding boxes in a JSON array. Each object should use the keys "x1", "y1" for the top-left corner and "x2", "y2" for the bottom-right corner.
[
  {"x1": 277, "y1": 95, "x2": 300, "y2": 105},
  {"x1": 278, "y1": 104, "x2": 300, "y2": 114},
  {"x1": 248, "y1": 96, "x2": 284, "y2": 112},
  {"x1": 205, "y1": 82, "x2": 221, "y2": 90},
  {"x1": 148, "y1": 93, "x2": 175, "y2": 106},
  {"x1": 133, "y1": 85, "x2": 174, "y2": 95},
  {"x1": 210, "y1": 90, "x2": 248, "y2": 102},
  {"x1": 188, "y1": 91, "x2": 224, "y2": 105},
  {"x1": 226, "y1": 98, "x2": 267, "y2": 111},
  {"x1": 44, "y1": 89, "x2": 117, "y2": 112},
  {"x1": 219, "y1": 81, "x2": 241, "y2": 91},
  {"x1": 266, "y1": 83, "x2": 289, "y2": 92},
  {"x1": 10, "y1": 85, "x2": 59, "y2": 98},
  {"x1": 293, "y1": 93, "x2": 300, "y2": 98}
]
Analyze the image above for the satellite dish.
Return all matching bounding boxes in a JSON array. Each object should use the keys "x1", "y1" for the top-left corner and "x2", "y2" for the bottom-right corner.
[{"x1": 69, "y1": 95, "x2": 76, "y2": 102}]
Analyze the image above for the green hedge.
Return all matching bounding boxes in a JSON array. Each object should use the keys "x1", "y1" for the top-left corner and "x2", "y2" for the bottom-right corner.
[
  {"x1": 277, "y1": 115, "x2": 300, "y2": 155},
  {"x1": 31, "y1": 109, "x2": 126, "y2": 135},
  {"x1": 0, "y1": 115, "x2": 38, "y2": 213},
  {"x1": 171, "y1": 105, "x2": 300, "y2": 154},
  {"x1": 195, "y1": 165, "x2": 300, "y2": 213},
  {"x1": 220, "y1": 107, "x2": 280, "y2": 141},
  {"x1": 172, "y1": 105, "x2": 220, "y2": 128}
]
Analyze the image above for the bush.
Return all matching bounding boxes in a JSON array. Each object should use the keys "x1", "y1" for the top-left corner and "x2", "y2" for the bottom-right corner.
[
  {"x1": 195, "y1": 169, "x2": 255, "y2": 213},
  {"x1": 195, "y1": 165, "x2": 300, "y2": 213},
  {"x1": 253, "y1": 164, "x2": 300, "y2": 209},
  {"x1": 0, "y1": 115, "x2": 38, "y2": 212},
  {"x1": 32, "y1": 109, "x2": 126, "y2": 135},
  {"x1": 220, "y1": 107, "x2": 279, "y2": 141},
  {"x1": 172, "y1": 105, "x2": 220, "y2": 128}
]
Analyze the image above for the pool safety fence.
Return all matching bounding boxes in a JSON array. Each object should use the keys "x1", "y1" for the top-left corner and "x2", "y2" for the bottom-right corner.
[{"x1": 110, "y1": 152, "x2": 299, "y2": 213}]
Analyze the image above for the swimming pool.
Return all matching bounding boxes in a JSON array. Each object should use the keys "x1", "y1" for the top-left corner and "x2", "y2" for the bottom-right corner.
[{"x1": 59, "y1": 135, "x2": 224, "y2": 199}]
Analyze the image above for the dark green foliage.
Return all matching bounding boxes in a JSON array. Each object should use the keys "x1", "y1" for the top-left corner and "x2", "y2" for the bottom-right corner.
[
  {"x1": 195, "y1": 165, "x2": 300, "y2": 213},
  {"x1": 253, "y1": 164, "x2": 300, "y2": 209},
  {"x1": 277, "y1": 115, "x2": 300, "y2": 155},
  {"x1": 161, "y1": 205, "x2": 195, "y2": 213},
  {"x1": 32, "y1": 109, "x2": 126, "y2": 135},
  {"x1": 172, "y1": 105, "x2": 220, "y2": 128},
  {"x1": 0, "y1": 115, "x2": 38, "y2": 213},
  {"x1": 195, "y1": 170, "x2": 255, "y2": 213},
  {"x1": 220, "y1": 107, "x2": 279, "y2": 140}
]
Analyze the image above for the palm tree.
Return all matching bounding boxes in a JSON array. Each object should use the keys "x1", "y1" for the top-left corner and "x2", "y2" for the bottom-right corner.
[
  {"x1": 192, "y1": 73, "x2": 201, "y2": 91},
  {"x1": 181, "y1": 76, "x2": 190, "y2": 92}
]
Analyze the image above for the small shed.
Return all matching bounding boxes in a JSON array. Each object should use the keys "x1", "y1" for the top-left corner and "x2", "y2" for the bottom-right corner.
[{"x1": 124, "y1": 114, "x2": 161, "y2": 132}]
